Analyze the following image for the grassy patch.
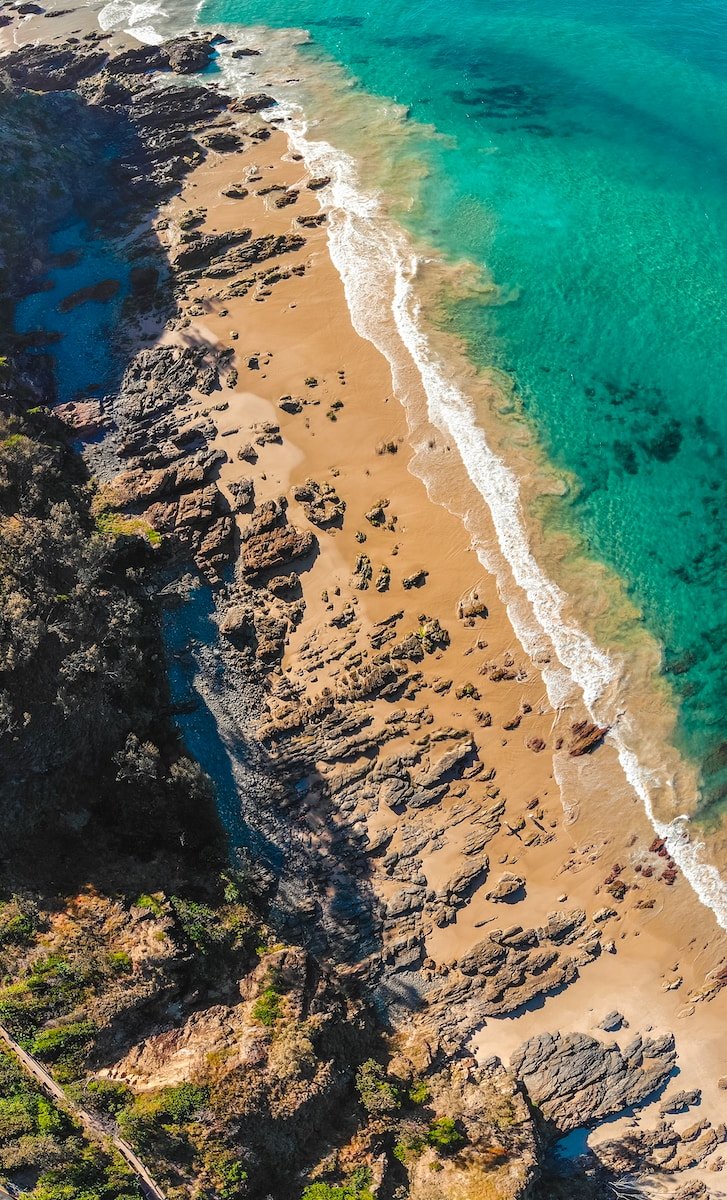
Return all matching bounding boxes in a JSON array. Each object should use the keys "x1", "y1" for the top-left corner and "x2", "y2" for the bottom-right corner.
[
  {"x1": 94, "y1": 509, "x2": 161, "y2": 546},
  {"x1": 252, "y1": 985, "x2": 283, "y2": 1028}
]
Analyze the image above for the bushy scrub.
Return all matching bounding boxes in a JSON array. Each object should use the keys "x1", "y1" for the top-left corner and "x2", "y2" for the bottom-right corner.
[
  {"x1": 301, "y1": 1171, "x2": 374, "y2": 1200},
  {"x1": 30, "y1": 1021, "x2": 96, "y2": 1082},
  {"x1": 425, "y1": 1116, "x2": 465, "y2": 1153},
  {"x1": 0, "y1": 895, "x2": 40, "y2": 947},
  {"x1": 0, "y1": 1050, "x2": 139, "y2": 1199},
  {"x1": 355, "y1": 1059, "x2": 400, "y2": 1117},
  {"x1": 252, "y1": 984, "x2": 284, "y2": 1028},
  {"x1": 117, "y1": 1083, "x2": 209, "y2": 1151}
]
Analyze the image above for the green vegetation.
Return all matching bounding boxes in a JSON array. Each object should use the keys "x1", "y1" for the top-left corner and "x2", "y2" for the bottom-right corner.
[
  {"x1": 107, "y1": 951, "x2": 132, "y2": 974},
  {"x1": 408, "y1": 1079, "x2": 430, "y2": 1105},
  {"x1": 301, "y1": 1174, "x2": 374, "y2": 1200},
  {"x1": 0, "y1": 1050, "x2": 140, "y2": 1199},
  {"x1": 355, "y1": 1059, "x2": 400, "y2": 1117},
  {"x1": 118, "y1": 1083, "x2": 209, "y2": 1151},
  {"x1": 93, "y1": 506, "x2": 162, "y2": 547},
  {"x1": 252, "y1": 984, "x2": 284, "y2": 1027},
  {"x1": 134, "y1": 893, "x2": 165, "y2": 917},
  {"x1": 393, "y1": 1134, "x2": 425, "y2": 1164},
  {"x1": 170, "y1": 896, "x2": 225, "y2": 952},
  {"x1": 73, "y1": 1079, "x2": 132, "y2": 1119},
  {"x1": 0, "y1": 895, "x2": 40, "y2": 947},
  {"x1": 200, "y1": 1146, "x2": 249, "y2": 1199},
  {"x1": 31, "y1": 1021, "x2": 96, "y2": 1081},
  {"x1": 426, "y1": 1116, "x2": 465, "y2": 1153}
]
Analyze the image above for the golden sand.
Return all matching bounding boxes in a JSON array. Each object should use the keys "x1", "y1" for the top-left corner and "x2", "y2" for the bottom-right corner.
[{"x1": 4, "y1": 5, "x2": 727, "y2": 1176}]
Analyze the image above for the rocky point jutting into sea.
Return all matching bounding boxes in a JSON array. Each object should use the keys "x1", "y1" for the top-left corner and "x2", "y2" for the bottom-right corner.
[{"x1": 0, "y1": 6, "x2": 725, "y2": 1200}]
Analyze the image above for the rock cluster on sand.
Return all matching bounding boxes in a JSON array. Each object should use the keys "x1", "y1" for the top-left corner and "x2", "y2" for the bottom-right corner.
[
  {"x1": 5, "y1": 26, "x2": 723, "y2": 1196},
  {"x1": 511, "y1": 1029, "x2": 677, "y2": 1132}
]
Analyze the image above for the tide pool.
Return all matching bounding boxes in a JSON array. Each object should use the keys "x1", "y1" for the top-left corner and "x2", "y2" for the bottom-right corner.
[
  {"x1": 16, "y1": 221, "x2": 130, "y2": 405},
  {"x1": 199, "y1": 0, "x2": 727, "y2": 828}
]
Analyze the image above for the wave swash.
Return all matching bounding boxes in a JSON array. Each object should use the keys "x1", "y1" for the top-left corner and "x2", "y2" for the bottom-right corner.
[{"x1": 98, "y1": 2, "x2": 727, "y2": 933}]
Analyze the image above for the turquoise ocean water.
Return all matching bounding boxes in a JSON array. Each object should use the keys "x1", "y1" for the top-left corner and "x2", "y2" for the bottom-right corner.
[
  {"x1": 94, "y1": 0, "x2": 727, "y2": 916},
  {"x1": 204, "y1": 0, "x2": 727, "y2": 815}
]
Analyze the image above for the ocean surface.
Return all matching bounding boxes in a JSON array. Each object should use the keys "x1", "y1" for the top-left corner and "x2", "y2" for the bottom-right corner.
[{"x1": 96, "y1": 0, "x2": 727, "y2": 924}]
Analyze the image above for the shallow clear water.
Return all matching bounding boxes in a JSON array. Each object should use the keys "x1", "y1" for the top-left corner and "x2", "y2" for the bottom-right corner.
[
  {"x1": 16, "y1": 221, "x2": 129, "y2": 404},
  {"x1": 199, "y1": 0, "x2": 727, "y2": 825}
]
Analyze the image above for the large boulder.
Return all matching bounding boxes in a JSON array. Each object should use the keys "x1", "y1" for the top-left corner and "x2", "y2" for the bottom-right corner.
[
  {"x1": 164, "y1": 35, "x2": 216, "y2": 74},
  {"x1": 511, "y1": 1029, "x2": 676, "y2": 1134}
]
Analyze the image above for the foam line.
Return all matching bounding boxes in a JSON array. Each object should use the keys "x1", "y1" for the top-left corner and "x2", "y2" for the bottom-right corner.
[{"x1": 209, "y1": 45, "x2": 727, "y2": 933}]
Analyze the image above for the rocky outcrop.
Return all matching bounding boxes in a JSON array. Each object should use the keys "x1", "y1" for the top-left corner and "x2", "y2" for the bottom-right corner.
[
  {"x1": 57, "y1": 277, "x2": 120, "y2": 311},
  {"x1": 241, "y1": 498, "x2": 315, "y2": 575},
  {"x1": 399, "y1": 1056, "x2": 538, "y2": 1200},
  {"x1": 101, "y1": 946, "x2": 336, "y2": 1090},
  {"x1": 105, "y1": 35, "x2": 217, "y2": 76},
  {"x1": 292, "y1": 478, "x2": 346, "y2": 527},
  {"x1": 98, "y1": 345, "x2": 235, "y2": 574},
  {"x1": 171, "y1": 227, "x2": 252, "y2": 271},
  {"x1": 511, "y1": 1029, "x2": 677, "y2": 1133},
  {"x1": 597, "y1": 1115, "x2": 727, "y2": 1176},
  {"x1": 3, "y1": 41, "x2": 108, "y2": 90},
  {"x1": 569, "y1": 720, "x2": 608, "y2": 756},
  {"x1": 231, "y1": 93, "x2": 277, "y2": 114},
  {"x1": 486, "y1": 872, "x2": 525, "y2": 902},
  {"x1": 164, "y1": 34, "x2": 216, "y2": 74},
  {"x1": 54, "y1": 398, "x2": 109, "y2": 437}
]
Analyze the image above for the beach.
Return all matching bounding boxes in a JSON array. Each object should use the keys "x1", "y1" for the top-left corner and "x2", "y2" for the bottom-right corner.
[
  {"x1": 3, "y1": 2, "x2": 727, "y2": 1192},
  {"x1": 128, "y1": 28, "x2": 727, "y2": 1170}
]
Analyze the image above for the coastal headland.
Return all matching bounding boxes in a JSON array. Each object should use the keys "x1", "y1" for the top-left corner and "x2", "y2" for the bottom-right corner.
[{"x1": 1, "y1": 4, "x2": 726, "y2": 1198}]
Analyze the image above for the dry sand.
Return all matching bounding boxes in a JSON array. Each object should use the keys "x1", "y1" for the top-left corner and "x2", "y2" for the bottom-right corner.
[
  {"x1": 159, "y1": 120, "x2": 727, "y2": 1147},
  {"x1": 4, "y1": 1, "x2": 727, "y2": 1183}
]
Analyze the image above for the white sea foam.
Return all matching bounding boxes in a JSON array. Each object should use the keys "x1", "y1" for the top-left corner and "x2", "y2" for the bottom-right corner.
[
  {"x1": 214, "y1": 46, "x2": 727, "y2": 933},
  {"x1": 98, "y1": 0, "x2": 167, "y2": 42},
  {"x1": 79, "y1": 0, "x2": 727, "y2": 936}
]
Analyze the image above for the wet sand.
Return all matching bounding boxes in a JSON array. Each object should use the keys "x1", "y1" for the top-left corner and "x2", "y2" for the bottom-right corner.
[
  {"x1": 159, "y1": 118, "x2": 727, "y2": 1156},
  {"x1": 4, "y1": 2, "x2": 727, "y2": 1186}
]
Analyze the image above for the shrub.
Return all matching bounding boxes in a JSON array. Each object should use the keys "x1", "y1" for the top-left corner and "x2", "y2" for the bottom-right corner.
[
  {"x1": 393, "y1": 1135, "x2": 425, "y2": 1164},
  {"x1": 93, "y1": 506, "x2": 161, "y2": 547},
  {"x1": 0, "y1": 895, "x2": 40, "y2": 947},
  {"x1": 30, "y1": 1021, "x2": 95, "y2": 1077},
  {"x1": 134, "y1": 893, "x2": 165, "y2": 917},
  {"x1": 0, "y1": 1093, "x2": 38, "y2": 1142},
  {"x1": 30, "y1": 1141, "x2": 141, "y2": 1200},
  {"x1": 300, "y1": 1182, "x2": 374, "y2": 1200},
  {"x1": 355, "y1": 1059, "x2": 400, "y2": 1117},
  {"x1": 425, "y1": 1116, "x2": 465, "y2": 1153},
  {"x1": 0, "y1": 981, "x2": 46, "y2": 1041},
  {"x1": 108, "y1": 951, "x2": 132, "y2": 974},
  {"x1": 202, "y1": 1145, "x2": 249, "y2": 1199},
  {"x1": 408, "y1": 1079, "x2": 430, "y2": 1105},
  {"x1": 78, "y1": 1079, "x2": 132, "y2": 1118},
  {"x1": 158, "y1": 1083, "x2": 209, "y2": 1123},
  {"x1": 118, "y1": 1082, "x2": 209, "y2": 1149},
  {"x1": 252, "y1": 985, "x2": 283, "y2": 1028},
  {"x1": 171, "y1": 897, "x2": 226, "y2": 953}
]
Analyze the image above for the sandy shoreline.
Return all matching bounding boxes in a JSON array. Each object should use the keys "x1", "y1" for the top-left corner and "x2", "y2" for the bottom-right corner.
[
  {"x1": 149, "y1": 67, "x2": 727, "y2": 1177},
  {"x1": 4, "y1": 2, "x2": 727, "y2": 1190}
]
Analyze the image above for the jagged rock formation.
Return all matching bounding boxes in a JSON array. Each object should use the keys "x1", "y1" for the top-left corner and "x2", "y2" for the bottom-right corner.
[
  {"x1": 2, "y1": 24, "x2": 722, "y2": 1200},
  {"x1": 511, "y1": 1030, "x2": 677, "y2": 1133},
  {"x1": 99, "y1": 345, "x2": 235, "y2": 573}
]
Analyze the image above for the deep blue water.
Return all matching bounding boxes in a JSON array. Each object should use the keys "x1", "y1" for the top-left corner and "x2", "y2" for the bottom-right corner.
[{"x1": 202, "y1": 0, "x2": 727, "y2": 820}]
